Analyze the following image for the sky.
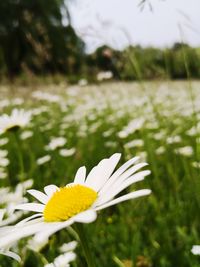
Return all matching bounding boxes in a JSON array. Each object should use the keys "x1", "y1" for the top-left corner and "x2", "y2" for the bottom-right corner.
[{"x1": 67, "y1": 0, "x2": 200, "y2": 53}]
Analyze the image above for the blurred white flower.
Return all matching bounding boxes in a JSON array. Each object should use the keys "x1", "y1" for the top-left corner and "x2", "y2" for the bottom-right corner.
[
  {"x1": 0, "y1": 150, "x2": 8, "y2": 157},
  {"x1": 118, "y1": 118, "x2": 145, "y2": 139},
  {"x1": 0, "y1": 99, "x2": 10, "y2": 109},
  {"x1": 28, "y1": 234, "x2": 49, "y2": 252},
  {"x1": 191, "y1": 245, "x2": 200, "y2": 255},
  {"x1": 78, "y1": 79, "x2": 88, "y2": 86},
  {"x1": 0, "y1": 157, "x2": 9, "y2": 167},
  {"x1": 0, "y1": 179, "x2": 33, "y2": 214},
  {"x1": 20, "y1": 130, "x2": 33, "y2": 140},
  {"x1": 0, "y1": 109, "x2": 32, "y2": 134},
  {"x1": 40, "y1": 123, "x2": 53, "y2": 132},
  {"x1": 102, "y1": 129, "x2": 113, "y2": 137},
  {"x1": 31, "y1": 106, "x2": 49, "y2": 116},
  {"x1": 12, "y1": 98, "x2": 24, "y2": 106},
  {"x1": 59, "y1": 241, "x2": 78, "y2": 253},
  {"x1": 137, "y1": 151, "x2": 148, "y2": 162},
  {"x1": 104, "y1": 141, "x2": 116, "y2": 148},
  {"x1": 97, "y1": 71, "x2": 113, "y2": 81},
  {"x1": 44, "y1": 251, "x2": 76, "y2": 267},
  {"x1": 37, "y1": 155, "x2": 51, "y2": 165},
  {"x1": 118, "y1": 130, "x2": 128, "y2": 139},
  {"x1": 153, "y1": 131, "x2": 166, "y2": 141},
  {"x1": 186, "y1": 122, "x2": 200, "y2": 136},
  {"x1": 175, "y1": 146, "x2": 193, "y2": 157},
  {"x1": 46, "y1": 137, "x2": 67, "y2": 151},
  {"x1": 0, "y1": 168, "x2": 7, "y2": 179},
  {"x1": 0, "y1": 150, "x2": 9, "y2": 168},
  {"x1": 59, "y1": 148, "x2": 76, "y2": 157},
  {"x1": 0, "y1": 180, "x2": 33, "y2": 234},
  {"x1": 32, "y1": 91, "x2": 61, "y2": 103},
  {"x1": 166, "y1": 135, "x2": 182, "y2": 144},
  {"x1": 155, "y1": 146, "x2": 165, "y2": 155},
  {"x1": 0, "y1": 138, "x2": 9, "y2": 146},
  {"x1": 124, "y1": 139, "x2": 144, "y2": 149},
  {"x1": 192, "y1": 161, "x2": 200, "y2": 168}
]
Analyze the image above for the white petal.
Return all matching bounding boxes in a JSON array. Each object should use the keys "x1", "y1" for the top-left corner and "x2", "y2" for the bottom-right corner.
[
  {"x1": 15, "y1": 203, "x2": 45, "y2": 212},
  {"x1": 116, "y1": 162, "x2": 149, "y2": 183},
  {"x1": 74, "y1": 166, "x2": 87, "y2": 184},
  {"x1": 28, "y1": 189, "x2": 49, "y2": 204},
  {"x1": 73, "y1": 210, "x2": 97, "y2": 223},
  {"x1": 85, "y1": 153, "x2": 121, "y2": 191},
  {"x1": 34, "y1": 219, "x2": 73, "y2": 241},
  {"x1": 0, "y1": 250, "x2": 21, "y2": 262},
  {"x1": 34, "y1": 211, "x2": 97, "y2": 241},
  {"x1": 17, "y1": 214, "x2": 43, "y2": 226},
  {"x1": 44, "y1": 185, "x2": 59, "y2": 196},
  {"x1": 0, "y1": 218, "x2": 43, "y2": 239},
  {"x1": 0, "y1": 212, "x2": 23, "y2": 227},
  {"x1": 95, "y1": 189, "x2": 151, "y2": 211},
  {"x1": 95, "y1": 170, "x2": 151, "y2": 206},
  {"x1": 0, "y1": 221, "x2": 46, "y2": 249},
  {"x1": 0, "y1": 226, "x2": 14, "y2": 237},
  {"x1": 98, "y1": 162, "x2": 148, "y2": 201},
  {"x1": 99, "y1": 157, "x2": 141, "y2": 195}
]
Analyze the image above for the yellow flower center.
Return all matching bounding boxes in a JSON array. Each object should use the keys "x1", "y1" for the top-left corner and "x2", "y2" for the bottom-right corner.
[{"x1": 43, "y1": 184, "x2": 97, "y2": 222}]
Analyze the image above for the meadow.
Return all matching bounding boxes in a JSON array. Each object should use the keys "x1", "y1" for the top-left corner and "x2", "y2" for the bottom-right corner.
[{"x1": 0, "y1": 80, "x2": 200, "y2": 267}]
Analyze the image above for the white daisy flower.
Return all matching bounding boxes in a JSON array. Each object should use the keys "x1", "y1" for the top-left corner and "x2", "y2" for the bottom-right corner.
[
  {"x1": 0, "y1": 109, "x2": 32, "y2": 134},
  {"x1": 0, "y1": 153, "x2": 151, "y2": 250}
]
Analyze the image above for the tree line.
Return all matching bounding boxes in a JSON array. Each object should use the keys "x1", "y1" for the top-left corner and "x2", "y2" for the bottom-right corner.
[{"x1": 0, "y1": 0, "x2": 199, "y2": 82}]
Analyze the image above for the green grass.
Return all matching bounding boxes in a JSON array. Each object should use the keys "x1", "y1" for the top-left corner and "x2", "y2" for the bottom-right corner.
[{"x1": 0, "y1": 81, "x2": 200, "y2": 267}]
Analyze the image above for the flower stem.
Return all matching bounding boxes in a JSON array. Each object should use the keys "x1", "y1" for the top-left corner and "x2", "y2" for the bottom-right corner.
[
  {"x1": 75, "y1": 224, "x2": 96, "y2": 267},
  {"x1": 12, "y1": 131, "x2": 25, "y2": 181}
]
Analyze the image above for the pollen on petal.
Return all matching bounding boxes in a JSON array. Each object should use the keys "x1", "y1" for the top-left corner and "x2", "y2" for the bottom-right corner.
[{"x1": 43, "y1": 184, "x2": 97, "y2": 222}]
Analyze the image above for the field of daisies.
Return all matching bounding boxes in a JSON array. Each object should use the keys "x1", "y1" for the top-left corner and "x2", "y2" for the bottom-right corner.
[{"x1": 0, "y1": 81, "x2": 200, "y2": 267}]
